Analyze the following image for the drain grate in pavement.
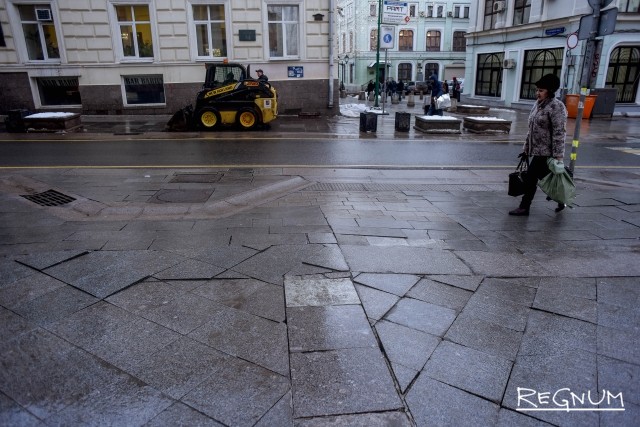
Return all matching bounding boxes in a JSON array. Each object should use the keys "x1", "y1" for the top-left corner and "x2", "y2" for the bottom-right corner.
[
  {"x1": 303, "y1": 183, "x2": 497, "y2": 192},
  {"x1": 170, "y1": 173, "x2": 223, "y2": 183},
  {"x1": 21, "y1": 189, "x2": 76, "y2": 206}
]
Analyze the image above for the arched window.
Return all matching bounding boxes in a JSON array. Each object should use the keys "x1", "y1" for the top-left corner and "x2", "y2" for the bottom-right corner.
[
  {"x1": 607, "y1": 46, "x2": 640, "y2": 103},
  {"x1": 426, "y1": 30, "x2": 441, "y2": 52},
  {"x1": 520, "y1": 48, "x2": 563, "y2": 99},
  {"x1": 399, "y1": 29, "x2": 413, "y2": 51},
  {"x1": 475, "y1": 52, "x2": 503, "y2": 97},
  {"x1": 370, "y1": 29, "x2": 377, "y2": 51}
]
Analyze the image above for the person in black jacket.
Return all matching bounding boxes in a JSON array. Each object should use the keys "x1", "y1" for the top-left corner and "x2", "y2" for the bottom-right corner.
[{"x1": 256, "y1": 69, "x2": 268, "y2": 82}]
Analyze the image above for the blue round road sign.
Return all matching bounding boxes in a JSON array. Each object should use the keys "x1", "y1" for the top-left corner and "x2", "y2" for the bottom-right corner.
[{"x1": 383, "y1": 34, "x2": 393, "y2": 44}]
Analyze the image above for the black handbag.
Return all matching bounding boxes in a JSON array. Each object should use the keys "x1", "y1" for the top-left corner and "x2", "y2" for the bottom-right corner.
[{"x1": 508, "y1": 156, "x2": 529, "y2": 197}]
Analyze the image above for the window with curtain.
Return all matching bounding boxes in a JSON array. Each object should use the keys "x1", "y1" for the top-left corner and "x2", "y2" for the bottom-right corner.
[
  {"x1": 453, "y1": 31, "x2": 466, "y2": 52},
  {"x1": 399, "y1": 29, "x2": 413, "y2": 51},
  {"x1": 426, "y1": 30, "x2": 441, "y2": 52},
  {"x1": 513, "y1": 0, "x2": 531, "y2": 25},
  {"x1": 116, "y1": 5, "x2": 153, "y2": 58},
  {"x1": 475, "y1": 52, "x2": 503, "y2": 97},
  {"x1": 520, "y1": 48, "x2": 563, "y2": 99},
  {"x1": 606, "y1": 46, "x2": 640, "y2": 103},
  {"x1": 18, "y1": 4, "x2": 60, "y2": 60},
  {"x1": 267, "y1": 5, "x2": 299, "y2": 58},
  {"x1": 193, "y1": 4, "x2": 227, "y2": 58}
]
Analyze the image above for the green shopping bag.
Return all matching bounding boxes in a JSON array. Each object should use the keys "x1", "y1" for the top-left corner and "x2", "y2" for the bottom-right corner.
[{"x1": 538, "y1": 159, "x2": 576, "y2": 206}]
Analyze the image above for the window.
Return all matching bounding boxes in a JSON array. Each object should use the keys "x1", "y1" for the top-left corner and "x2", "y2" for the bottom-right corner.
[
  {"x1": 349, "y1": 31, "x2": 353, "y2": 52},
  {"x1": 116, "y1": 5, "x2": 153, "y2": 58},
  {"x1": 267, "y1": 5, "x2": 299, "y2": 58},
  {"x1": 370, "y1": 3, "x2": 377, "y2": 16},
  {"x1": 0, "y1": 23, "x2": 6, "y2": 47},
  {"x1": 427, "y1": 5, "x2": 433, "y2": 17},
  {"x1": 454, "y1": 5, "x2": 469, "y2": 18},
  {"x1": 436, "y1": 5, "x2": 444, "y2": 17},
  {"x1": 620, "y1": 0, "x2": 639, "y2": 12},
  {"x1": 409, "y1": 4, "x2": 416, "y2": 17},
  {"x1": 453, "y1": 31, "x2": 466, "y2": 52},
  {"x1": 123, "y1": 75, "x2": 165, "y2": 105},
  {"x1": 370, "y1": 28, "x2": 378, "y2": 51},
  {"x1": 36, "y1": 77, "x2": 81, "y2": 106},
  {"x1": 484, "y1": 0, "x2": 500, "y2": 30},
  {"x1": 606, "y1": 46, "x2": 640, "y2": 103},
  {"x1": 426, "y1": 30, "x2": 441, "y2": 52},
  {"x1": 193, "y1": 4, "x2": 227, "y2": 58},
  {"x1": 520, "y1": 48, "x2": 563, "y2": 99},
  {"x1": 513, "y1": 0, "x2": 531, "y2": 25},
  {"x1": 425, "y1": 63, "x2": 439, "y2": 79},
  {"x1": 399, "y1": 29, "x2": 413, "y2": 51},
  {"x1": 17, "y1": 4, "x2": 60, "y2": 60},
  {"x1": 342, "y1": 33, "x2": 346, "y2": 53},
  {"x1": 475, "y1": 52, "x2": 503, "y2": 97},
  {"x1": 398, "y1": 63, "x2": 412, "y2": 81}
]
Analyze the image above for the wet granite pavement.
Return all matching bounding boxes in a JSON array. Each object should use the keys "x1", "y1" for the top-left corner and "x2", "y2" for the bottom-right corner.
[{"x1": 1, "y1": 101, "x2": 640, "y2": 426}]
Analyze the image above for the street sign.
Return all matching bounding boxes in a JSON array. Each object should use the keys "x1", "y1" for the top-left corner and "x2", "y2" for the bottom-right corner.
[
  {"x1": 545, "y1": 27, "x2": 565, "y2": 36},
  {"x1": 382, "y1": 1, "x2": 408, "y2": 25},
  {"x1": 577, "y1": 8, "x2": 618, "y2": 39},
  {"x1": 380, "y1": 25, "x2": 395, "y2": 49},
  {"x1": 567, "y1": 33, "x2": 579, "y2": 49},
  {"x1": 588, "y1": 0, "x2": 614, "y2": 10}
]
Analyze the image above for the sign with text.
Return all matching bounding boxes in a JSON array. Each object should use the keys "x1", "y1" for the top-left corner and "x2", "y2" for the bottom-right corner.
[
  {"x1": 288, "y1": 66, "x2": 303, "y2": 78},
  {"x1": 382, "y1": 1, "x2": 408, "y2": 25}
]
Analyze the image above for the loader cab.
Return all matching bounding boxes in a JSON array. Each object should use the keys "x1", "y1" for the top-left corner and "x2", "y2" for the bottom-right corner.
[{"x1": 204, "y1": 63, "x2": 247, "y2": 89}]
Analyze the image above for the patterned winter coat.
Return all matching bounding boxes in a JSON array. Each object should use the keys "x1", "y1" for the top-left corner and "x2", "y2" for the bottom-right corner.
[{"x1": 523, "y1": 97, "x2": 567, "y2": 159}]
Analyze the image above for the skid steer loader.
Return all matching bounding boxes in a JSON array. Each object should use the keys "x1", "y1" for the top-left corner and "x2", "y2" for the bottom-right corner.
[{"x1": 166, "y1": 63, "x2": 277, "y2": 131}]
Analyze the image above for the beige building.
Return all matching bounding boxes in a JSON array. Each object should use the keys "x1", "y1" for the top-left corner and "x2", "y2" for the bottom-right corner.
[{"x1": 0, "y1": 0, "x2": 339, "y2": 116}]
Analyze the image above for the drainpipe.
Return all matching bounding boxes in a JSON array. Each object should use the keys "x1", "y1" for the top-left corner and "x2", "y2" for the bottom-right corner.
[{"x1": 327, "y1": 0, "x2": 335, "y2": 108}]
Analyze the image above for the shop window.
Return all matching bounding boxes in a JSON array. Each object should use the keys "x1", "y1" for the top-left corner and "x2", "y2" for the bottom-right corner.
[
  {"x1": 606, "y1": 46, "x2": 640, "y2": 103},
  {"x1": 520, "y1": 48, "x2": 563, "y2": 99},
  {"x1": 36, "y1": 77, "x2": 81, "y2": 106},
  {"x1": 123, "y1": 75, "x2": 165, "y2": 105},
  {"x1": 475, "y1": 52, "x2": 503, "y2": 97}
]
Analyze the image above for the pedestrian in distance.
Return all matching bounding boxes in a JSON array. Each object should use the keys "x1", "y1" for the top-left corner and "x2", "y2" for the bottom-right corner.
[
  {"x1": 256, "y1": 69, "x2": 268, "y2": 82},
  {"x1": 509, "y1": 74, "x2": 568, "y2": 216},
  {"x1": 452, "y1": 77, "x2": 461, "y2": 102},
  {"x1": 443, "y1": 80, "x2": 449, "y2": 95},
  {"x1": 366, "y1": 80, "x2": 374, "y2": 98},
  {"x1": 397, "y1": 80, "x2": 404, "y2": 100},
  {"x1": 425, "y1": 73, "x2": 443, "y2": 116}
]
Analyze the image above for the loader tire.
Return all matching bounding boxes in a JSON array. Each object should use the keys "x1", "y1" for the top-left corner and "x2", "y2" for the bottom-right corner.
[
  {"x1": 197, "y1": 108, "x2": 220, "y2": 130},
  {"x1": 237, "y1": 108, "x2": 259, "y2": 130}
]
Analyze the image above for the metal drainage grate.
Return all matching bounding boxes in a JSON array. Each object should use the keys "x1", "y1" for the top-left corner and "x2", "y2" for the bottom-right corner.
[{"x1": 21, "y1": 189, "x2": 76, "y2": 207}]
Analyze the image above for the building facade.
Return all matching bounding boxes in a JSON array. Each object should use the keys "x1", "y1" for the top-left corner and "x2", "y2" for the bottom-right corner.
[
  {"x1": 336, "y1": 0, "x2": 471, "y2": 92},
  {"x1": 0, "y1": 0, "x2": 339, "y2": 116},
  {"x1": 464, "y1": 0, "x2": 639, "y2": 114}
]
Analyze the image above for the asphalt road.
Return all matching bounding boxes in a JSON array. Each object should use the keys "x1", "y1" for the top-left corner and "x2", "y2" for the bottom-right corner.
[{"x1": 0, "y1": 135, "x2": 638, "y2": 169}]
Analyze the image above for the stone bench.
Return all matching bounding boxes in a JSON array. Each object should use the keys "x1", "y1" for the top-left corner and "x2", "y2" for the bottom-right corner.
[
  {"x1": 456, "y1": 105, "x2": 490, "y2": 115},
  {"x1": 414, "y1": 115, "x2": 462, "y2": 134},
  {"x1": 23, "y1": 112, "x2": 82, "y2": 132},
  {"x1": 463, "y1": 116, "x2": 511, "y2": 134}
]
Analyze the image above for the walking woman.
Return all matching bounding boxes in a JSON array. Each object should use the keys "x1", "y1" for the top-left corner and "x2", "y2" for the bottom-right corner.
[{"x1": 509, "y1": 74, "x2": 567, "y2": 216}]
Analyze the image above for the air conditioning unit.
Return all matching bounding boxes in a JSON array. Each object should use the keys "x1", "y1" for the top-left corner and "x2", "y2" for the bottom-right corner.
[
  {"x1": 493, "y1": 1, "x2": 506, "y2": 13},
  {"x1": 35, "y1": 8, "x2": 52, "y2": 21},
  {"x1": 419, "y1": 11, "x2": 426, "y2": 17},
  {"x1": 503, "y1": 58, "x2": 516, "y2": 69},
  {"x1": 447, "y1": 11, "x2": 453, "y2": 17}
]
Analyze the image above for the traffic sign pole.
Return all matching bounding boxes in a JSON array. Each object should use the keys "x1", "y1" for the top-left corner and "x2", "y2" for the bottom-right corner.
[{"x1": 374, "y1": 0, "x2": 382, "y2": 108}]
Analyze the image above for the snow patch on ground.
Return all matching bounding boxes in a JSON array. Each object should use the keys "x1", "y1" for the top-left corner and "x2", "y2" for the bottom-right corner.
[
  {"x1": 465, "y1": 116, "x2": 508, "y2": 121},
  {"x1": 25, "y1": 112, "x2": 77, "y2": 119},
  {"x1": 416, "y1": 115, "x2": 460, "y2": 121}
]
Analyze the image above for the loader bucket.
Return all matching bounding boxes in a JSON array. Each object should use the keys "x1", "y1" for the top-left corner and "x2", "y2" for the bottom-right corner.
[{"x1": 165, "y1": 105, "x2": 194, "y2": 131}]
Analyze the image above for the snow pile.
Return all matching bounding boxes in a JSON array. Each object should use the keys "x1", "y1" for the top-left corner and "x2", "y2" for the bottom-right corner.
[
  {"x1": 340, "y1": 103, "x2": 368, "y2": 118},
  {"x1": 466, "y1": 116, "x2": 508, "y2": 121},
  {"x1": 416, "y1": 115, "x2": 459, "y2": 121},
  {"x1": 25, "y1": 112, "x2": 77, "y2": 119}
]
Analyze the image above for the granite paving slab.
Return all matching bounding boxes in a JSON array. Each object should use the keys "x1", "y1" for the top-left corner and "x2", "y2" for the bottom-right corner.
[
  {"x1": 188, "y1": 304, "x2": 289, "y2": 375},
  {"x1": 153, "y1": 258, "x2": 225, "y2": 280},
  {"x1": 596, "y1": 277, "x2": 640, "y2": 308},
  {"x1": 597, "y1": 301, "x2": 639, "y2": 333},
  {"x1": 375, "y1": 319, "x2": 440, "y2": 371},
  {"x1": 284, "y1": 277, "x2": 360, "y2": 307},
  {"x1": 14, "y1": 249, "x2": 88, "y2": 270},
  {"x1": 533, "y1": 284, "x2": 597, "y2": 323},
  {"x1": 528, "y1": 250, "x2": 640, "y2": 277},
  {"x1": 597, "y1": 355, "x2": 640, "y2": 406},
  {"x1": 181, "y1": 356, "x2": 290, "y2": 427},
  {"x1": 295, "y1": 411, "x2": 412, "y2": 426},
  {"x1": 497, "y1": 409, "x2": 555, "y2": 426},
  {"x1": 427, "y1": 274, "x2": 484, "y2": 291},
  {"x1": 475, "y1": 277, "x2": 538, "y2": 306},
  {"x1": 406, "y1": 278, "x2": 473, "y2": 311},
  {"x1": 0, "y1": 271, "x2": 67, "y2": 308},
  {"x1": 423, "y1": 341, "x2": 513, "y2": 403},
  {"x1": 462, "y1": 292, "x2": 531, "y2": 332},
  {"x1": 445, "y1": 312, "x2": 523, "y2": 361},
  {"x1": 290, "y1": 347, "x2": 402, "y2": 418},
  {"x1": 597, "y1": 325, "x2": 640, "y2": 365},
  {"x1": 254, "y1": 391, "x2": 293, "y2": 427},
  {"x1": 0, "y1": 258, "x2": 34, "y2": 287},
  {"x1": 353, "y1": 272, "x2": 420, "y2": 296},
  {"x1": 44, "y1": 250, "x2": 186, "y2": 298},
  {"x1": 518, "y1": 311, "x2": 596, "y2": 356},
  {"x1": 0, "y1": 391, "x2": 45, "y2": 426},
  {"x1": 145, "y1": 402, "x2": 225, "y2": 427},
  {"x1": 454, "y1": 250, "x2": 549, "y2": 277},
  {"x1": 135, "y1": 292, "x2": 224, "y2": 334},
  {"x1": 12, "y1": 285, "x2": 99, "y2": 326},
  {"x1": 354, "y1": 284, "x2": 399, "y2": 320},
  {"x1": 288, "y1": 305, "x2": 376, "y2": 352},
  {"x1": 599, "y1": 403, "x2": 640, "y2": 427},
  {"x1": 105, "y1": 279, "x2": 186, "y2": 315},
  {"x1": 340, "y1": 245, "x2": 472, "y2": 274},
  {"x1": 384, "y1": 297, "x2": 457, "y2": 336},
  {"x1": 0, "y1": 306, "x2": 37, "y2": 344},
  {"x1": 406, "y1": 376, "x2": 500, "y2": 427},
  {"x1": 128, "y1": 336, "x2": 230, "y2": 400},
  {"x1": 391, "y1": 362, "x2": 419, "y2": 393}
]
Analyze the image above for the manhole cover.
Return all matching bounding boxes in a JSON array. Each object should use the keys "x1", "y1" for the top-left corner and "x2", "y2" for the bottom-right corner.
[
  {"x1": 170, "y1": 173, "x2": 223, "y2": 183},
  {"x1": 149, "y1": 189, "x2": 213, "y2": 203},
  {"x1": 21, "y1": 189, "x2": 76, "y2": 206}
]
